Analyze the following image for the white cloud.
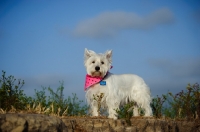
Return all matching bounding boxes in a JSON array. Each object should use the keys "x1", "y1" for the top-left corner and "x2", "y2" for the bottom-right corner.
[{"x1": 72, "y1": 8, "x2": 174, "y2": 38}]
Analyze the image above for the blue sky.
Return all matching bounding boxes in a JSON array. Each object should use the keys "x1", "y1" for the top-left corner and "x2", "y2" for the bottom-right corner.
[{"x1": 0, "y1": 0, "x2": 200, "y2": 101}]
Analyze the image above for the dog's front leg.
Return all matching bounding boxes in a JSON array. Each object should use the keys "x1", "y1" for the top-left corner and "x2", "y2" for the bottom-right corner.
[
  {"x1": 108, "y1": 107, "x2": 118, "y2": 119},
  {"x1": 90, "y1": 100, "x2": 98, "y2": 116}
]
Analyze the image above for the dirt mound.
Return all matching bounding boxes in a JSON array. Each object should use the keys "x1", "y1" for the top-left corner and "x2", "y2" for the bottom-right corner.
[{"x1": 0, "y1": 114, "x2": 199, "y2": 132}]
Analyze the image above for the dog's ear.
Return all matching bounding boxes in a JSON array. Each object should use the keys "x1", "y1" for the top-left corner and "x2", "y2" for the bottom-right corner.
[
  {"x1": 84, "y1": 48, "x2": 96, "y2": 60},
  {"x1": 105, "y1": 50, "x2": 112, "y2": 62}
]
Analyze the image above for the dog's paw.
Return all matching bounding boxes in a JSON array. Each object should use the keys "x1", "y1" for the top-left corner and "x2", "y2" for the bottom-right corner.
[{"x1": 108, "y1": 115, "x2": 118, "y2": 120}]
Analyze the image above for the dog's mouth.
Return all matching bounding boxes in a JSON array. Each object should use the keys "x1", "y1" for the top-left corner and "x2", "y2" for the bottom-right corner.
[{"x1": 91, "y1": 71, "x2": 103, "y2": 77}]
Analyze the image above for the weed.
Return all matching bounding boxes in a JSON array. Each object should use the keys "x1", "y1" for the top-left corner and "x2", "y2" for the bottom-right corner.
[
  {"x1": 115, "y1": 101, "x2": 135, "y2": 125},
  {"x1": 151, "y1": 83, "x2": 200, "y2": 120},
  {"x1": 0, "y1": 71, "x2": 87, "y2": 116},
  {"x1": 151, "y1": 94, "x2": 167, "y2": 118},
  {"x1": 66, "y1": 93, "x2": 88, "y2": 116},
  {"x1": 165, "y1": 83, "x2": 200, "y2": 119},
  {"x1": 93, "y1": 93, "x2": 104, "y2": 116},
  {"x1": 0, "y1": 70, "x2": 32, "y2": 110},
  {"x1": 1, "y1": 70, "x2": 199, "y2": 120},
  {"x1": 33, "y1": 82, "x2": 88, "y2": 116}
]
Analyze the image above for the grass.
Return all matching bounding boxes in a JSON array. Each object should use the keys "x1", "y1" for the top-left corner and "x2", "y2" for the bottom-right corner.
[
  {"x1": 0, "y1": 70, "x2": 199, "y2": 120},
  {"x1": 0, "y1": 70, "x2": 88, "y2": 117},
  {"x1": 150, "y1": 83, "x2": 200, "y2": 120}
]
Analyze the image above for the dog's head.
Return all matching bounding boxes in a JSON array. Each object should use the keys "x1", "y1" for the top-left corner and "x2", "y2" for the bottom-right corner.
[{"x1": 84, "y1": 48, "x2": 112, "y2": 78}]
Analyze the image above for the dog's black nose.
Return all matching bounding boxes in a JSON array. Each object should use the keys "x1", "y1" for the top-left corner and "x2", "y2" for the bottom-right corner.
[{"x1": 95, "y1": 66, "x2": 100, "y2": 71}]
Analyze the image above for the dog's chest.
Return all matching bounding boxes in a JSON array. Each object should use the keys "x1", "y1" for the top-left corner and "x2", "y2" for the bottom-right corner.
[
  {"x1": 90, "y1": 81, "x2": 107, "y2": 88},
  {"x1": 89, "y1": 80, "x2": 108, "y2": 93}
]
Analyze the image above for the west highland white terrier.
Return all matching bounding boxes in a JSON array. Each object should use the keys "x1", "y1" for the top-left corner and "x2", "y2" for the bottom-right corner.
[{"x1": 84, "y1": 48, "x2": 152, "y2": 119}]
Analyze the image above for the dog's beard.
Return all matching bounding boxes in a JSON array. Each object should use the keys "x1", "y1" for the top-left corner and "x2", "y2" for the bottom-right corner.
[{"x1": 91, "y1": 71, "x2": 102, "y2": 77}]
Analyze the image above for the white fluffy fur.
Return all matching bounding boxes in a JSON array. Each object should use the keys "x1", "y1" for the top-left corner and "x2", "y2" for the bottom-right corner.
[{"x1": 84, "y1": 48, "x2": 152, "y2": 119}]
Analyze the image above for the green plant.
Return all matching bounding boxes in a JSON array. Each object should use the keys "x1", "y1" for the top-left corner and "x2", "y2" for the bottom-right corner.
[
  {"x1": 65, "y1": 93, "x2": 88, "y2": 116},
  {"x1": 115, "y1": 101, "x2": 135, "y2": 125},
  {"x1": 151, "y1": 94, "x2": 167, "y2": 118},
  {"x1": 47, "y1": 82, "x2": 69, "y2": 116},
  {"x1": 34, "y1": 87, "x2": 47, "y2": 108},
  {"x1": 0, "y1": 71, "x2": 88, "y2": 116},
  {"x1": 93, "y1": 93, "x2": 104, "y2": 116},
  {"x1": 0, "y1": 70, "x2": 32, "y2": 110},
  {"x1": 2, "y1": 70, "x2": 199, "y2": 120},
  {"x1": 33, "y1": 82, "x2": 88, "y2": 116},
  {"x1": 165, "y1": 83, "x2": 200, "y2": 119}
]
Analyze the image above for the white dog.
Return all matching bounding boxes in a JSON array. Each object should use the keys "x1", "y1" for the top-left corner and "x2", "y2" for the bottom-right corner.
[{"x1": 84, "y1": 48, "x2": 152, "y2": 119}]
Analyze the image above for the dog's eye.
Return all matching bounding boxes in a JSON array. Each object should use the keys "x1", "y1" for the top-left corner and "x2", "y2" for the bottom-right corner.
[
  {"x1": 101, "y1": 61, "x2": 104, "y2": 64},
  {"x1": 92, "y1": 61, "x2": 95, "y2": 64}
]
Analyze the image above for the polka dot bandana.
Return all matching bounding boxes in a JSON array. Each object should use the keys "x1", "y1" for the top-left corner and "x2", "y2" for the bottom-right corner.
[
  {"x1": 84, "y1": 66, "x2": 112, "y2": 91},
  {"x1": 84, "y1": 74, "x2": 103, "y2": 91}
]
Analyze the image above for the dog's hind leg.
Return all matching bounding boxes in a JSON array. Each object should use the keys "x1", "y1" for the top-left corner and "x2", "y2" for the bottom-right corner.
[
  {"x1": 133, "y1": 104, "x2": 139, "y2": 116},
  {"x1": 108, "y1": 107, "x2": 118, "y2": 119},
  {"x1": 107, "y1": 100, "x2": 119, "y2": 119},
  {"x1": 143, "y1": 105, "x2": 152, "y2": 116}
]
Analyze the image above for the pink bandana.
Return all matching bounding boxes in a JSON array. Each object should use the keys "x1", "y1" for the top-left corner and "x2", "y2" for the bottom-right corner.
[
  {"x1": 84, "y1": 66, "x2": 113, "y2": 91},
  {"x1": 84, "y1": 75, "x2": 103, "y2": 91}
]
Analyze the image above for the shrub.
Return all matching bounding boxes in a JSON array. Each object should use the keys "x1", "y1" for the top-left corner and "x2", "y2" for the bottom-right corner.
[
  {"x1": 151, "y1": 83, "x2": 200, "y2": 119},
  {"x1": 65, "y1": 93, "x2": 88, "y2": 116},
  {"x1": 115, "y1": 101, "x2": 136, "y2": 125},
  {"x1": 164, "y1": 83, "x2": 200, "y2": 119},
  {"x1": 0, "y1": 71, "x2": 87, "y2": 116},
  {"x1": 1, "y1": 70, "x2": 199, "y2": 119},
  {"x1": 151, "y1": 94, "x2": 167, "y2": 118},
  {"x1": 0, "y1": 70, "x2": 32, "y2": 110},
  {"x1": 32, "y1": 82, "x2": 88, "y2": 116},
  {"x1": 34, "y1": 87, "x2": 47, "y2": 108}
]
